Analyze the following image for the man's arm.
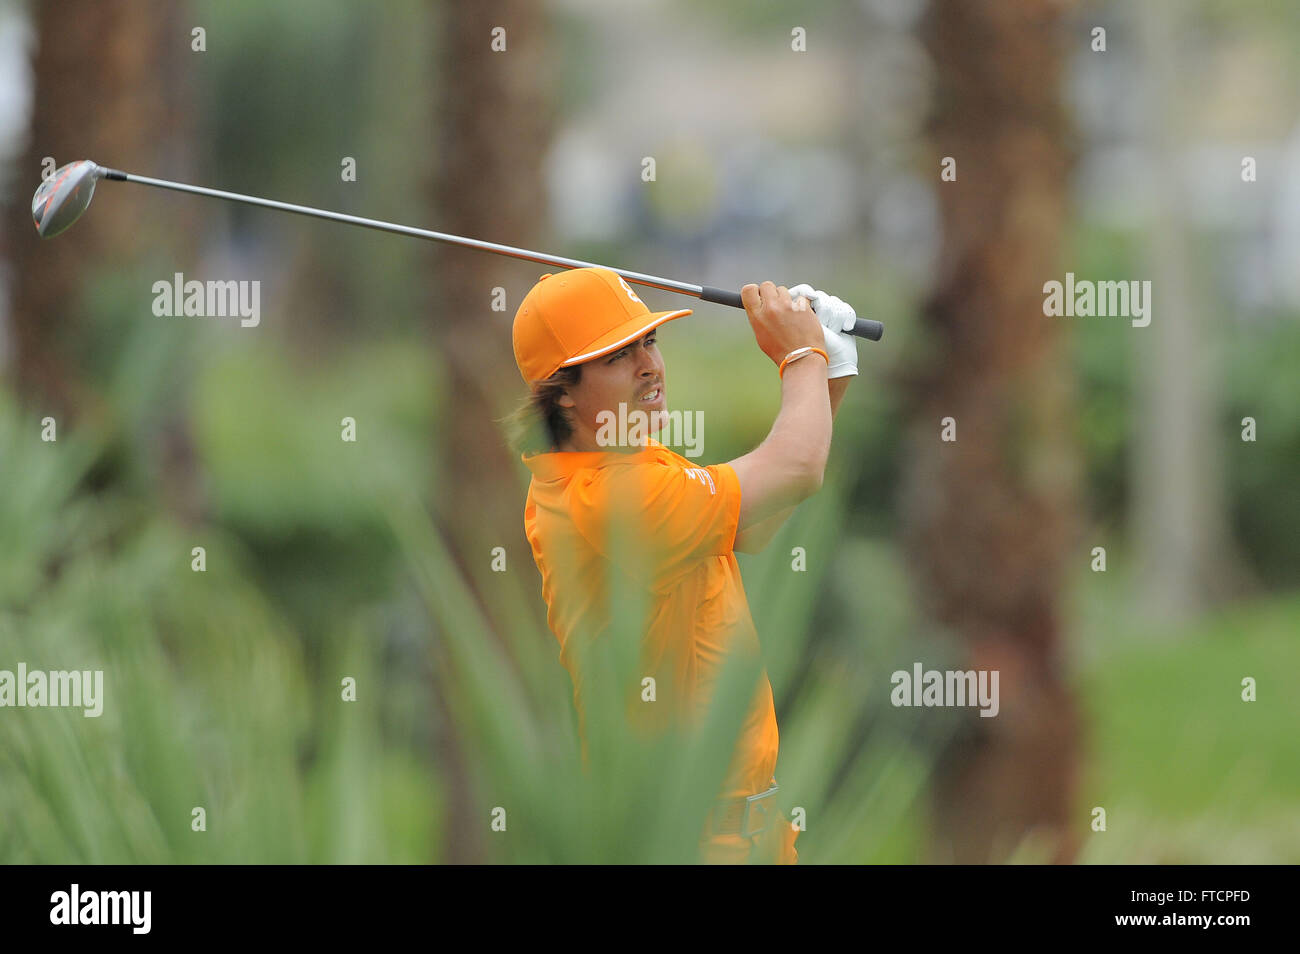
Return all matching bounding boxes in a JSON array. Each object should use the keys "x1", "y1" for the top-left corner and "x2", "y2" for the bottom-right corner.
[{"x1": 734, "y1": 376, "x2": 851, "y2": 554}]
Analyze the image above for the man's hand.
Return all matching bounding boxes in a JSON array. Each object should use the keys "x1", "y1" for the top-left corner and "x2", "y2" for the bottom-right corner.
[
  {"x1": 739, "y1": 281, "x2": 826, "y2": 368},
  {"x1": 789, "y1": 284, "x2": 858, "y2": 378}
]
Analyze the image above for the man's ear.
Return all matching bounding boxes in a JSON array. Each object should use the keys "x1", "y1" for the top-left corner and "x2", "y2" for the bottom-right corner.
[{"x1": 556, "y1": 391, "x2": 575, "y2": 409}]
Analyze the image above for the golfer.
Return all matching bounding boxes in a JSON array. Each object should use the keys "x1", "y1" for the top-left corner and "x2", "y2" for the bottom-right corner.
[{"x1": 508, "y1": 267, "x2": 857, "y2": 864}]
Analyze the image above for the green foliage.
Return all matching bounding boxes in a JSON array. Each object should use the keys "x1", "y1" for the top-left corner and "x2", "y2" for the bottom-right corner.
[
  {"x1": 381, "y1": 450, "x2": 938, "y2": 862},
  {"x1": 4, "y1": 342, "x2": 1298, "y2": 862},
  {"x1": 0, "y1": 393, "x2": 436, "y2": 862},
  {"x1": 1068, "y1": 225, "x2": 1140, "y2": 529},
  {"x1": 1077, "y1": 593, "x2": 1300, "y2": 863},
  {"x1": 1068, "y1": 223, "x2": 1300, "y2": 584},
  {"x1": 1, "y1": 369, "x2": 945, "y2": 863},
  {"x1": 1224, "y1": 315, "x2": 1300, "y2": 586},
  {"x1": 193, "y1": 340, "x2": 438, "y2": 534},
  {"x1": 195, "y1": 0, "x2": 379, "y2": 196}
]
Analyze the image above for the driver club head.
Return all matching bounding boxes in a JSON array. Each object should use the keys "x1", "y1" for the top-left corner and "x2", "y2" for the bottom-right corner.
[{"x1": 32, "y1": 159, "x2": 103, "y2": 238}]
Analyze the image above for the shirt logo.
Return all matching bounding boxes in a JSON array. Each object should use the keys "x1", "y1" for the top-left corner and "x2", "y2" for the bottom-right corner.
[{"x1": 683, "y1": 467, "x2": 717, "y2": 494}]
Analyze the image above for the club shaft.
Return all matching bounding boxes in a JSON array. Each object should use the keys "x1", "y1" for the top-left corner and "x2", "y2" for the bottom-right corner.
[
  {"x1": 116, "y1": 171, "x2": 703, "y2": 297},
  {"x1": 104, "y1": 167, "x2": 884, "y2": 340}
]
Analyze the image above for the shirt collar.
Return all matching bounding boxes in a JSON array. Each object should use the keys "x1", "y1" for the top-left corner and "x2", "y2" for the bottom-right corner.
[{"x1": 522, "y1": 437, "x2": 666, "y2": 482}]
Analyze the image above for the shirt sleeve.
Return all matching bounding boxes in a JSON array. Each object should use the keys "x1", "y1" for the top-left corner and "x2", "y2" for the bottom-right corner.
[{"x1": 569, "y1": 459, "x2": 742, "y2": 590}]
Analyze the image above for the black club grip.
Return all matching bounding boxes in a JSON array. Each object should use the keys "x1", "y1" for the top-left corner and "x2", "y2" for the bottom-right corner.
[
  {"x1": 698, "y1": 285, "x2": 884, "y2": 341},
  {"x1": 851, "y1": 317, "x2": 884, "y2": 341},
  {"x1": 699, "y1": 285, "x2": 744, "y2": 308}
]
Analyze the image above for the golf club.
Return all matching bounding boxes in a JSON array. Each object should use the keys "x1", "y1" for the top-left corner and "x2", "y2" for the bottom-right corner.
[{"x1": 32, "y1": 160, "x2": 885, "y2": 341}]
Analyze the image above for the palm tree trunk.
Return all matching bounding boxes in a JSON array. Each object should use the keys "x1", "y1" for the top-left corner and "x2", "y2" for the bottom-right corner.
[
  {"x1": 429, "y1": 0, "x2": 554, "y2": 862},
  {"x1": 3, "y1": 0, "x2": 201, "y2": 522},
  {"x1": 905, "y1": 0, "x2": 1082, "y2": 863},
  {"x1": 5, "y1": 0, "x2": 194, "y2": 422}
]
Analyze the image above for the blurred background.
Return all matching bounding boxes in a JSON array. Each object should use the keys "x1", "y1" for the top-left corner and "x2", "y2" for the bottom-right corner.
[{"x1": 1, "y1": 0, "x2": 1297, "y2": 863}]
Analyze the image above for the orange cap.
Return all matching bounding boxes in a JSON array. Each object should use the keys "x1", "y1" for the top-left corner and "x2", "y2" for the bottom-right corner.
[{"x1": 512, "y1": 267, "x2": 692, "y2": 385}]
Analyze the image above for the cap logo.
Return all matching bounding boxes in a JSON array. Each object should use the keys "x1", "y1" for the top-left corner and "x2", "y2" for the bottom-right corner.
[{"x1": 617, "y1": 275, "x2": 644, "y2": 306}]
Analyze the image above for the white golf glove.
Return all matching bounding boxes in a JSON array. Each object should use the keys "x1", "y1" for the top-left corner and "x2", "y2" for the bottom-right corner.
[{"x1": 788, "y1": 283, "x2": 858, "y2": 378}]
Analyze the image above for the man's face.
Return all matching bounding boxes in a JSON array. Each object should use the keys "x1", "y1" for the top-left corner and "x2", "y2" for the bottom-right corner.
[{"x1": 557, "y1": 328, "x2": 666, "y2": 451}]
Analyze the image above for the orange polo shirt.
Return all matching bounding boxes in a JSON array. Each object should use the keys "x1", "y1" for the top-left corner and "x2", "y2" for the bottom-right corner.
[{"x1": 521, "y1": 437, "x2": 779, "y2": 801}]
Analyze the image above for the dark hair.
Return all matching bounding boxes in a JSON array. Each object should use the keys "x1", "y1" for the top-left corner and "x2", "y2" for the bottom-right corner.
[{"x1": 500, "y1": 364, "x2": 583, "y2": 455}]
